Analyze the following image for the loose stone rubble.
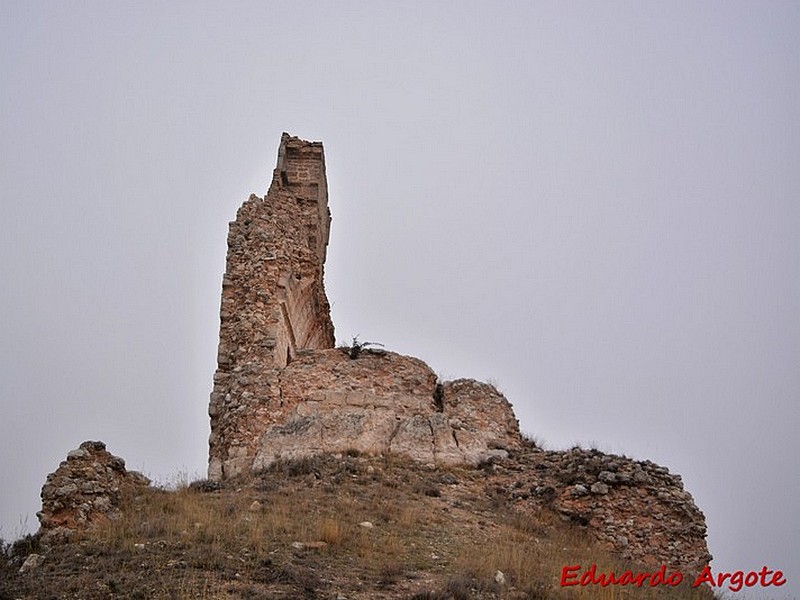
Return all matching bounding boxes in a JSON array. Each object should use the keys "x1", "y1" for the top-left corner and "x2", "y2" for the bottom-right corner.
[
  {"x1": 499, "y1": 446, "x2": 712, "y2": 577},
  {"x1": 37, "y1": 441, "x2": 149, "y2": 545}
]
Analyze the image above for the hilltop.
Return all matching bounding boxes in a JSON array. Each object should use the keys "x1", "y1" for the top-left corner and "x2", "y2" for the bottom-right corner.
[{"x1": 2, "y1": 446, "x2": 714, "y2": 600}]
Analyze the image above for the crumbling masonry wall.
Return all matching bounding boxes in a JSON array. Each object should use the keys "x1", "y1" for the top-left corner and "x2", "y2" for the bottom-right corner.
[
  {"x1": 208, "y1": 134, "x2": 336, "y2": 480},
  {"x1": 207, "y1": 134, "x2": 523, "y2": 480},
  {"x1": 251, "y1": 348, "x2": 521, "y2": 471},
  {"x1": 37, "y1": 441, "x2": 150, "y2": 545}
]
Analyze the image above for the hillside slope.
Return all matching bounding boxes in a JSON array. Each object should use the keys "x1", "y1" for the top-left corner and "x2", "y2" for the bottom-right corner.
[{"x1": 2, "y1": 448, "x2": 714, "y2": 600}]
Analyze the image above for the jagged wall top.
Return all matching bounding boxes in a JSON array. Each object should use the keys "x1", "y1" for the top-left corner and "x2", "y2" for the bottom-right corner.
[{"x1": 272, "y1": 133, "x2": 331, "y2": 265}]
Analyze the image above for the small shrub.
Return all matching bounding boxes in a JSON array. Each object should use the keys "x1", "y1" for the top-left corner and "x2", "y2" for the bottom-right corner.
[
  {"x1": 444, "y1": 574, "x2": 476, "y2": 600},
  {"x1": 521, "y1": 432, "x2": 545, "y2": 449},
  {"x1": 188, "y1": 479, "x2": 221, "y2": 493},
  {"x1": 377, "y1": 562, "x2": 404, "y2": 587},
  {"x1": 486, "y1": 377, "x2": 502, "y2": 392},
  {"x1": 317, "y1": 517, "x2": 345, "y2": 545},
  {"x1": 9, "y1": 533, "x2": 40, "y2": 558},
  {"x1": 433, "y1": 383, "x2": 444, "y2": 411},
  {"x1": 477, "y1": 456, "x2": 500, "y2": 473},
  {"x1": 410, "y1": 592, "x2": 446, "y2": 600},
  {"x1": 273, "y1": 565, "x2": 321, "y2": 596},
  {"x1": 267, "y1": 455, "x2": 324, "y2": 478},
  {"x1": 0, "y1": 538, "x2": 14, "y2": 582},
  {"x1": 438, "y1": 472, "x2": 459, "y2": 486},
  {"x1": 343, "y1": 335, "x2": 384, "y2": 359}
]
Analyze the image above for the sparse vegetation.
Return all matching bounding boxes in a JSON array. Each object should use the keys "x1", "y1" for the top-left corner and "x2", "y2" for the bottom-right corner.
[
  {"x1": 341, "y1": 335, "x2": 385, "y2": 359},
  {"x1": 0, "y1": 537, "x2": 12, "y2": 579},
  {"x1": 486, "y1": 377, "x2": 502, "y2": 392},
  {"x1": 3, "y1": 453, "x2": 716, "y2": 599}
]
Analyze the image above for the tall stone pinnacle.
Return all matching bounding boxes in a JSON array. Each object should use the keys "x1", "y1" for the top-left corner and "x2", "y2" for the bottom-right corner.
[{"x1": 208, "y1": 133, "x2": 335, "y2": 480}]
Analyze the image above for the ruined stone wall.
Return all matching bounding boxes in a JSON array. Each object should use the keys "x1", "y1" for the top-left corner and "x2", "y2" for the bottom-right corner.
[
  {"x1": 251, "y1": 348, "x2": 522, "y2": 471},
  {"x1": 37, "y1": 441, "x2": 150, "y2": 545},
  {"x1": 208, "y1": 134, "x2": 336, "y2": 480},
  {"x1": 498, "y1": 447, "x2": 712, "y2": 577},
  {"x1": 208, "y1": 133, "x2": 524, "y2": 481},
  {"x1": 204, "y1": 134, "x2": 709, "y2": 586}
]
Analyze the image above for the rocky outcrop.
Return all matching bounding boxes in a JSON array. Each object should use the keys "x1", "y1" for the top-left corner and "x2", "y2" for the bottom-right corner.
[
  {"x1": 251, "y1": 348, "x2": 521, "y2": 470},
  {"x1": 499, "y1": 447, "x2": 711, "y2": 577},
  {"x1": 37, "y1": 441, "x2": 149, "y2": 544}
]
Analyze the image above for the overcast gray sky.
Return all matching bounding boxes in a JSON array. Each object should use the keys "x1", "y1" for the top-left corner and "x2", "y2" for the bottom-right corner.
[{"x1": 1, "y1": 2, "x2": 798, "y2": 597}]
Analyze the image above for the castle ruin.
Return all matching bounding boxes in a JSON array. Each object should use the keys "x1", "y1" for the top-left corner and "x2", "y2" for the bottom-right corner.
[
  {"x1": 34, "y1": 133, "x2": 712, "y2": 577},
  {"x1": 208, "y1": 134, "x2": 521, "y2": 481}
]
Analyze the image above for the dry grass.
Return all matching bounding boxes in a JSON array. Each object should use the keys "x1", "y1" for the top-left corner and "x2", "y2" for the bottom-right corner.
[
  {"x1": 452, "y1": 508, "x2": 714, "y2": 600},
  {"x1": 4, "y1": 454, "x2": 719, "y2": 599}
]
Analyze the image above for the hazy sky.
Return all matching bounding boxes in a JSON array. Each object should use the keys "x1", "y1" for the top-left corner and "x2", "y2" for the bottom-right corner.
[{"x1": 1, "y1": 2, "x2": 798, "y2": 597}]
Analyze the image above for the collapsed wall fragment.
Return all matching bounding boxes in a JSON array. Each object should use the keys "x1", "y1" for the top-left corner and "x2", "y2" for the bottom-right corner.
[{"x1": 37, "y1": 441, "x2": 149, "y2": 545}]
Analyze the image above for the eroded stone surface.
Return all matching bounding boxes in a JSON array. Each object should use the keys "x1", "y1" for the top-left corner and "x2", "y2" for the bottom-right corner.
[
  {"x1": 208, "y1": 134, "x2": 336, "y2": 480},
  {"x1": 251, "y1": 349, "x2": 521, "y2": 470},
  {"x1": 37, "y1": 441, "x2": 149, "y2": 545}
]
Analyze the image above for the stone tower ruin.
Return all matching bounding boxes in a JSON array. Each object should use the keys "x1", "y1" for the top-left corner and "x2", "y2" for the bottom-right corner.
[
  {"x1": 207, "y1": 134, "x2": 523, "y2": 481},
  {"x1": 208, "y1": 134, "x2": 337, "y2": 480}
]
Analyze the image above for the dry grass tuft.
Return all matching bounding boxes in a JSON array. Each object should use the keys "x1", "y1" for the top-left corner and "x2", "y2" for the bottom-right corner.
[{"x1": 317, "y1": 516, "x2": 346, "y2": 545}]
